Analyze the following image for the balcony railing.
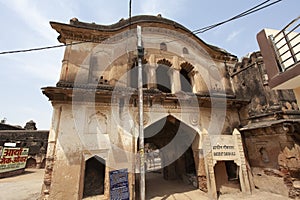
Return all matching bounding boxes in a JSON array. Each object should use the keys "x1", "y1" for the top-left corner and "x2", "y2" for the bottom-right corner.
[{"x1": 269, "y1": 16, "x2": 300, "y2": 72}]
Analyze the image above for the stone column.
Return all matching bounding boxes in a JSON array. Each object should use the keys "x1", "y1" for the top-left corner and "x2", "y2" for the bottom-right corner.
[
  {"x1": 202, "y1": 130, "x2": 218, "y2": 200},
  {"x1": 188, "y1": 71, "x2": 197, "y2": 93},
  {"x1": 147, "y1": 54, "x2": 156, "y2": 89},
  {"x1": 233, "y1": 129, "x2": 251, "y2": 194},
  {"x1": 197, "y1": 149, "x2": 208, "y2": 192},
  {"x1": 60, "y1": 41, "x2": 72, "y2": 82},
  {"x1": 193, "y1": 71, "x2": 209, "y2": 94},
  {"x1": 169, "y1": 56, "x2": 181, "y2": 93},
  {"x1": 36, "y1": 156, "x2": 41, "y2": 169},
  {"x1": 104, "y1": 165, "x2": 110, "y2": 199}
]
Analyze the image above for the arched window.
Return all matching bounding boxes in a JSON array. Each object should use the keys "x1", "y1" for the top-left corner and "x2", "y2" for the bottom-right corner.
[
  {"x1": 156, "y1": 59, "x2": 172, "y2": 93},
  {"x1": 130, "y1": 58, "x2": 148, "y2": 89},
  {"x1": 180, "y1": 62, "x2": 194, "y2": 92}
]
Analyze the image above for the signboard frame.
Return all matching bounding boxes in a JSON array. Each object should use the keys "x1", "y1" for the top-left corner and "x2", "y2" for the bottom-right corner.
[
  {"x1": 0, "y1": 147, "x2": 29, "y2": 173},
  {"x1": 109, "y1": 168, "x2": 130, "y2": 200}
]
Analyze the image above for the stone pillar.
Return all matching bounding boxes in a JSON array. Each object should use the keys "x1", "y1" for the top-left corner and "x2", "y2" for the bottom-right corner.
[
  {"x1": 233, "y1": 129, "x2": 251, "y2": 194},
  {"x1": 196, "y1": 149, "x2": 208, "y2": 192},
  {"x1": 169, "y1": 56, "x2": 181, "y2": 93},
  {"x1": 104, "y1": 165, "x2": 110, "y2": 199},
  {"x1": 59, "y1": 42, "x2": 72, "y2": 82},
  {"x1": 188, "y1": 71, "x2": 196, "y2": 93},
  {"x1": 193, "y1": 71, "x2": 209, "y2": 94},
  {"x1": 147, "y1": 54, "x2": 156, "y2": 89},
  {"x1": 202, "y1": 130, "x2": 218, "y2": 200},
  {"x1": 36, "y1": 157, "x2": 41, "y2": 169}
]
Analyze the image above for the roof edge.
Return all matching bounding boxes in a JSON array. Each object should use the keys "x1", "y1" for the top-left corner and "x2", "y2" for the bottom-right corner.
[{"x1": 50, "y1": 15, "x2": 237, "y2": 60}]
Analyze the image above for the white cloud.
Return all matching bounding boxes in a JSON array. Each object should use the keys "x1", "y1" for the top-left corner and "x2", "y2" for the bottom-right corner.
[
  {"x1": 226, "y1": 30, "x2": 242, "y2": 42},
  {"x1": 1, "y1": 0, "x2": 60, "y2": 42},
  {"x1": 2, "y1": 50, "x2": 62, "y2": 83}
]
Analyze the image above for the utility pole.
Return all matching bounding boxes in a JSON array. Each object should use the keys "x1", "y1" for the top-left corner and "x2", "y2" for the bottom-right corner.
[{"x1": 137, "y1": 25, "x2": 145, "y2": 200}]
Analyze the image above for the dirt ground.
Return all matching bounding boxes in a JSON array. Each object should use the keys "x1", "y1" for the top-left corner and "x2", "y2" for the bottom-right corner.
[
  {"x1": 145, "y1": 172, "x2": 292, "y2": 200},
  {"x1": 0, "y1": 169, "x2": 293, "y2": 200},
  {"x1": 0, "y1": 168, "x2": 44, "y2": 200}
]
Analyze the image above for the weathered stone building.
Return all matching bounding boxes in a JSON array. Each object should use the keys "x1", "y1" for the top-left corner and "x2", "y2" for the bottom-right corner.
[
  {"x1": 231, "y1": 52, "x2": 300, "y2": 198},
  {"x1": 41, "y1": 15, "x2": 300, "y2": 199},
  {"x1": 0, "y1": 120, "x2": 49, "y2": 169}
]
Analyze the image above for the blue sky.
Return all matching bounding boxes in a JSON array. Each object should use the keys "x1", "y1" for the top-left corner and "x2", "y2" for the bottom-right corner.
[{"x1": 0, "y1": 0, "x2": 299, "y2": 129}]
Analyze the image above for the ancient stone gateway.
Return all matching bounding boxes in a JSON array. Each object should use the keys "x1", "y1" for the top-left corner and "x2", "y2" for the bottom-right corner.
[{"x1": 41, "y1": 15, "x2": 252, "y2": 199}]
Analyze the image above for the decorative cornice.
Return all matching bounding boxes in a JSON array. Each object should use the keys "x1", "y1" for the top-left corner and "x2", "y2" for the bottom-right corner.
[{"x1": 50, "y1": 15, "x2": 237, "y2": 62}]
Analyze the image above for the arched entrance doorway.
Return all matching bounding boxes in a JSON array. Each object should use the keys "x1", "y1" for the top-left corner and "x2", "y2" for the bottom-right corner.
[
  {"x1": 82, "y1": 156, "x2": 105, "y2": 198},
  {"x1": 139, "y1": 115, "x2": 199, "y2": 198},
  {"x1": 214, "y1": 161, "x2": 241, "y2": 196}
]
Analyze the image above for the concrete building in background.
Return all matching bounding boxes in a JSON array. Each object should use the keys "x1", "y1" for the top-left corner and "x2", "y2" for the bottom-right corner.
[
  {"x1": 41, "y1": 15, "x2": 300, "y2": 200},
  {"x1": 257, "y1": 16, "x2": 300, "y2": 106}
]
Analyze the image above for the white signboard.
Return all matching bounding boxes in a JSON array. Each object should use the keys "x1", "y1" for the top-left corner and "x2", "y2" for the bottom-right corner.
[
  {"x1": 211, "y1": 136, "x2": 237, "y2": 160},
  {"x1": 0, "y1": 147, "x2": 29, "y2": 173}
]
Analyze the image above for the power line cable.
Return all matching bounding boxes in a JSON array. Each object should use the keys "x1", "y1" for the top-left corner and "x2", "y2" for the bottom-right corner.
[
  {"x1": 0, "y1": 0, "x2": 284, "y2": 55},
  {"x1": 193, "y1": 0, "x2": 282, "y2": 34},
  {"x1": 0, "y1": 41, "x2": 87, "y2": 55},
  {"x1": 161, "y1": 0, "x2": 283, "y2": 44}
]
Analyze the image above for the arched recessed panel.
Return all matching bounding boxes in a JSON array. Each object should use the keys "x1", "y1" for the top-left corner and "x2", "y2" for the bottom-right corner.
[
  {"x1": 160, "y1": 42, "x2": 167, "y2": 51},
  {"x1": 183, "y1": 47, "x2": 189, "y2": 54}
]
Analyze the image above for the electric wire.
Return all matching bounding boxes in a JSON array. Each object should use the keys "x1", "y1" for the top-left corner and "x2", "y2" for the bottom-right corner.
[
  {"x1": 0, "y1": 0, "x2": 284, "y2": 55},
  {"x1": 0, "y1": 41, "x2": 88, "y2": 55},
  {"x1": 193, "y1": 0, "x2": 282, "y2": 34}
]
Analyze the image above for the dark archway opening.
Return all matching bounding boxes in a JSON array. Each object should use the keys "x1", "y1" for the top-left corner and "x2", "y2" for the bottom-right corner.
[
  {"x1": 214, "y1": 161, "x2": 240, "y2": 196},
  {"x1": 40, "y1": 158, "x2": 46, "y2": 168},
  {"x1": 180, "y1": 68, "x2": 192, "y2": 93},
  {"x1": 180, "y1": 62, "x2": 194, "y2": 93},
  {"x1": 156, "y1": 65, "x2": 171, "y2": 93},
  {"x1": 225, "y1": 161, "x2": 239, "y2": 181},
  {"x1": 26, "y1": 157, "x2": 37, "y2": 168},
  {"x1": 130, "y1": 59, "x2": 148, "y2": 89},
  {"x1": 83, "y1": 156, "x2": 105, "y2": 198},
  {"x1": 156, "y1": 59, "x2": 172, "y2": 93},
  {"x1": 137, "y1": 115, "x2": 198, "y2": 198},
  {"x1": 144, "y1": 143, "x2": 161, "y2": 172}
]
